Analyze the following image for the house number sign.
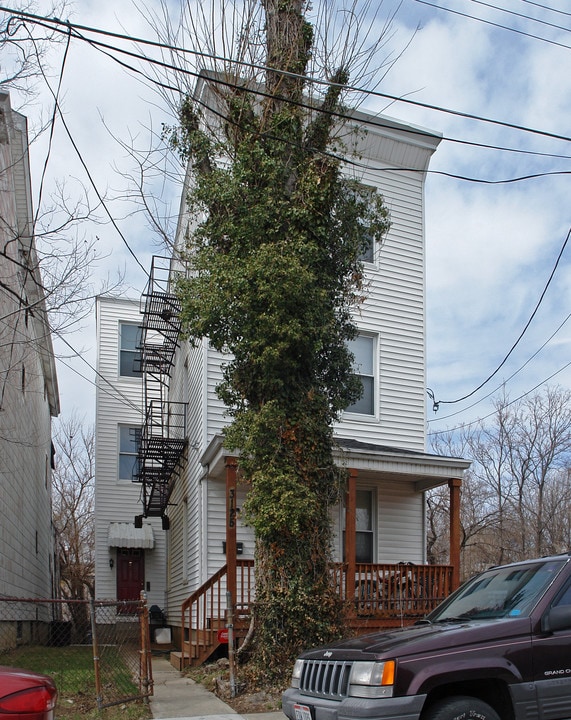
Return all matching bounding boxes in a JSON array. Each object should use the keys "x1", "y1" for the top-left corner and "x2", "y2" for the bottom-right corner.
[{"x1": 229, "y1": 487, "x2": 237, "y2": 528}]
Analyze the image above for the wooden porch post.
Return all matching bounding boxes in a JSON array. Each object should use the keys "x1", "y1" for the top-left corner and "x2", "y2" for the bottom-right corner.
[
  {"x1": 225, "y1": 457, "x2": 238, "y2": 606},
  {"x1": 345, "y1": 469, "x2": 357, "y2": 599},
  {"x1": 449, "y1": 477, "x2": 462, "y2": 590}
]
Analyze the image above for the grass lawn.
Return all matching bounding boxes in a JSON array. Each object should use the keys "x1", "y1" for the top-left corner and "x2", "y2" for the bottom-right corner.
[{"x1": 0, "y1": 645, "x2": 152, "y2": 720}]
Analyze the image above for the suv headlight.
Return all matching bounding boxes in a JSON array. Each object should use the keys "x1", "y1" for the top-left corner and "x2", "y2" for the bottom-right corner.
[
  {"x1": 348, "y1": 660, "x2": 395, "y2": 698},
  {"x1": 291, "y1": 658, "x2": 304, "y2": 689}
]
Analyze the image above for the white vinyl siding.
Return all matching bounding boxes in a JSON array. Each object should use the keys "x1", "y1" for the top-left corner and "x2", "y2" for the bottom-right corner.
[
  {"x1": 336, "y1": 166, "x2": 427, "y2": 451},
  {"x1": 94, "y1": 297, "x2": 167, "y2": 609},
  {"x1": 0, "y1": 97, "x2": 58, "y2": 603},
  {"x1": 332, "y1": 481, "x2": 424, "y2": 565},
  {"x1": 155, "y1": 96, "x2": 442, "y2": 611}
]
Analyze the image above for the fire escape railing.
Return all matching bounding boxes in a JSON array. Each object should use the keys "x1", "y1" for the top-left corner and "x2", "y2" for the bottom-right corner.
[{"x1": 134, "y1": 255, "x2": 187, "y2": 529}]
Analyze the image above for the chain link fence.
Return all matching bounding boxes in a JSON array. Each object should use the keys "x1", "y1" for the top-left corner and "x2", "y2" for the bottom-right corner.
[{"x1": 0, "y1": 595, "x2": 153, "y2": 710}]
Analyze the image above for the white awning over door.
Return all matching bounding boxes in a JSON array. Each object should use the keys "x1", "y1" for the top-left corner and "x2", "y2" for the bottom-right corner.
[{"x1": 108, "y1": 522, "x2": 154, "y2": 549}]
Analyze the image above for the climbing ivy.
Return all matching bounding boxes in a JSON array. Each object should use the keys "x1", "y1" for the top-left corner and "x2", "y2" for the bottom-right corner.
[{"x1": 169, "y1": 0, "x2": 390, "y2": 683}]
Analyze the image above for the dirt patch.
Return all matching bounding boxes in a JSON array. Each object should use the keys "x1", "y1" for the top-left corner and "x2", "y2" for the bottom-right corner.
[{"x1": 185, "y1": 659, "x2": 284, "y2": 714}]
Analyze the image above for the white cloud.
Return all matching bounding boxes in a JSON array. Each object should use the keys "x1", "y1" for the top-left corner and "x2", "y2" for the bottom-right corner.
[{"x1": 4, "y1": 0, "x2": 570, "y2": 434}]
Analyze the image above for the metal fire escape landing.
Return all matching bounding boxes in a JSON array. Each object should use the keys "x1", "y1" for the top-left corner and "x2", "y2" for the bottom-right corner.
[{"x1": 134, "y1": 256, "x2": 187, "y2": 529}]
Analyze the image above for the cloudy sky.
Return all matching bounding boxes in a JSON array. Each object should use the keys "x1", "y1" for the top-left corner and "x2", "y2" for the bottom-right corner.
[{"x1": 2, "y1": 0, "x2": 570, "y2": 440}]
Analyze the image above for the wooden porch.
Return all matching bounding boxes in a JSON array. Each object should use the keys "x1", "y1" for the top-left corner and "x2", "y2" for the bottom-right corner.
[
  {"x1": 173, "y1": 445, "x2": 468, "y2": 669},
  {"x1": 177, "y1": 559, "x2": 454, "y2": 667}
]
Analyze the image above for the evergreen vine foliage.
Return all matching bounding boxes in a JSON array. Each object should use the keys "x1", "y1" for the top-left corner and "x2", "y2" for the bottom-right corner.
[{"x1": 170, "y1": 0, "x2": 389, "y2": 682}]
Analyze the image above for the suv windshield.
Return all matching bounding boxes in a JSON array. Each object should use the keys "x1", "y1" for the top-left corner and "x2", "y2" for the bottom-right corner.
[{"x1": 428, "y1": 559, "x2": 566, "y2": 622}]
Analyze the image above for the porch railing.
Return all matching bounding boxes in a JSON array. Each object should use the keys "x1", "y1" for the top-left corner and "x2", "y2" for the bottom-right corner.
[
  {"x1": 180, "y1": 559, "x2": 255, "y2": 667},
  {"x1": 333, "y1": 562, "x2": 454, "y2": 619},
  {"x1": 179, "y1": 561, "x2": 452, "y2": 666}
]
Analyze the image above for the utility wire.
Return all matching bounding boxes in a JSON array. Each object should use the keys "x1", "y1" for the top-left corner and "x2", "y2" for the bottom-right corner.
[
  {"x1": 519, "y1": 0, "x2": 571, "y2": 19},
  {"x1": 31, "y1": 41, "x2": 149, "y2": 276},
  {"x1": 54, "y1": 331, "x2": 143, "y2": 414},
  {"x1": 5, "y1": 5, "x2": 571, "y2": 412},
  {"x1": 467, "y1": 0, "x2": 571, "y2": 34},
  {"x1": 80, "y1": 25, "x2": 571, "y2": 162},
  {"x1": 3, "y1": 5, "x2": 571, "y2": 145},
  {"x1": 428, "y1": 310, "x2": 571, "y2": 424},
  {"x1": 32, "y1": 24, "x2": 71, "y2": 230},
  {"x1": 428, "y1": 357, "x2": 571, "y2": 435},
  {"x1": 414, "y1": 0, "x2": 571, "y2": 50},
  {"x1": 78, "y1": 28, "x2": 571, "y2": 186},
  {"x1": 429, "y1": 225, "x2": 571, "y2": 411}
]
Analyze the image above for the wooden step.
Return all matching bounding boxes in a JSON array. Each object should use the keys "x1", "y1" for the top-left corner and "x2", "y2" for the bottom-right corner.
[{"x1": 170, "y1": 651, "x2": 189, "y2": 670}]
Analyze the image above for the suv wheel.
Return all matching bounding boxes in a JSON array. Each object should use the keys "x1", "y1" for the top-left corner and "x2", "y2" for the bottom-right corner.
[{"x1": 424, "y1": 696, "x2": 501, "y2": 720}]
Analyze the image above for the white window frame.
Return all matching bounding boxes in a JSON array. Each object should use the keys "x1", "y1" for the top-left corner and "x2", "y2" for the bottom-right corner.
[
  {"x1": 354, "y1": 183, "x2": 378, "y2": 267},
  {"x1": 344, "y1": 333, "x2": 378, "y2": 418},
  {"x1": 341, "y1": 486, "x2": 377, "y2": 563},
  {"x1": 118, "y1": 425, "x2": 141, "y2": 482},
  {"x1": 118, "y1": 322, "x2": 142, "y2": 378}
]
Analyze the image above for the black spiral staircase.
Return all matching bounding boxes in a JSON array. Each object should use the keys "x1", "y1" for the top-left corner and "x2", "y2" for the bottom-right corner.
[{"x1": 134, "y1": 256, "x2": 187, "y2": 529}]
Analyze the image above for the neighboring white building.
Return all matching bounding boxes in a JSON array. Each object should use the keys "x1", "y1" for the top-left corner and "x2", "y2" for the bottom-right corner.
[
  {"x1": 0, "y1": 92, "x2": 60, "y2": 623},
  {"x1": 94, "y1": 295, "x2": 168, "y2": 610}
]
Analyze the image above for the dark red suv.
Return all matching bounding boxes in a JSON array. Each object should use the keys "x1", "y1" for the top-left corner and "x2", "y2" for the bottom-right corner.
[
  {"x1": 283, "y1": 554, "x2": 571, "y2": 720},
  {"x1": 0, "y1": 666, "x2": 58, "y2": 719}
]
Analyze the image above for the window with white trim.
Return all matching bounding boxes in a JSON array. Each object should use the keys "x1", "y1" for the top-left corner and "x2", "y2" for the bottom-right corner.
[
  {"x1": 342, "y1": 488, "x2": 376, "y2": 563},
  {"x1": 346, "y1": 334, "x2": 376, "y2": 415},
  {"x1": 118, "y1": 425, "x2": 141, "y2": 481},
  {"x1": 356, "y1": 489, "x2": 375, "y2": 563},
  {"x1": 119, "y1": 323, "x2": 142, "y2": 377}
]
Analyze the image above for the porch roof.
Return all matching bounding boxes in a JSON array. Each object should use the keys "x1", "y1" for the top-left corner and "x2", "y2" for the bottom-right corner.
[
  {"x1": 108, "y1": 522, "x2": 155, "y2": 549},
  {"x1": 201, "y1": 434, "x2": 470, "y2": 491}
]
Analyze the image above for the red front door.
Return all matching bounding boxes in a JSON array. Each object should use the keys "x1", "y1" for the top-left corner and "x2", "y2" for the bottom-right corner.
[{"x1": 116, "y1": 548, "x2": 144, "y2": 610}]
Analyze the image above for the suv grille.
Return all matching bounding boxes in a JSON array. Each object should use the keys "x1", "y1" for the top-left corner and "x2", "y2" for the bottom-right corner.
[{"x1": 299, "y1": 659, "x2": 353, "y2": 699}]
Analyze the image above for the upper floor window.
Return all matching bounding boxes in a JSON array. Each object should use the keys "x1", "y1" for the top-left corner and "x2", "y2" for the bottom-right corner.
[
  {"x1": 118, "y1": 425, "x2": 141, "y2": 481},
  {"x1": 119, "y1": 323, "x2": 142, "y2": 377},
  {"x1": 358, "y1": 235, "x2": 374, "y2": 264},
  {"x1": 351, "y1": 184, "x2": 376, "y2": 265},
  {"x1": 346, "y1": 334, "x2": 376, "y2": 416}
]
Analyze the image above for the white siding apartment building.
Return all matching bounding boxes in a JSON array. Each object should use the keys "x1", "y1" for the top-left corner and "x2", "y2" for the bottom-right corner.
[
  {"x1": 0, "y1": 92, "x2": 60, "y2": 640},
  {"x1": 94, "y1": 74, "x2": 469, "y2": 655},
  {"x1": 94, "y1": 295, "x2": 168, "y2": 610}
]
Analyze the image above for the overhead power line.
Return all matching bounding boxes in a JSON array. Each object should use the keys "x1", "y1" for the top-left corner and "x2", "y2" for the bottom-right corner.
[
  {"x1": 415, "y1": 0, "x2": 571, "y2": 51},
  {"x1": 428, "y1": 225, "x2": 571, "y2": 411},
  {"x1": 519, "y1": 0, "x2": 571, "y2": 19},
  {"x1": 2, "y1": 5, "x2": 571, "y2": 145},
  {"x1": 428, "y1": 356, "x2": 571, "y2": 436},
  {"x1": 467, "y1": 0, "x2": 571, "y2": 34}
]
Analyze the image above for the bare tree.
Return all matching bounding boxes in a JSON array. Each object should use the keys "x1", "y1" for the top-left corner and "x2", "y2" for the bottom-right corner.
[
  {"x1": 0, "y1": 1, "x2": 69, "y2": 104},
  {"x1": 52, "y1": 414, "x2": 94, "y2": 642},
  {"x1": 429, "y1": 386, "x2": 571, "y2": 578}
]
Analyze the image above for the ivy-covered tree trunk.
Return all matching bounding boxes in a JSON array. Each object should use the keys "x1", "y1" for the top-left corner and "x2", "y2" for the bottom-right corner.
[{"x1": 170, "y1": 0, "x2": 389, "y2": 683}]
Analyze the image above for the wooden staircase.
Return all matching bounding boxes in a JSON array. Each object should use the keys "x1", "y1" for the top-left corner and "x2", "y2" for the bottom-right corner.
[{"x1": 173, "y1": 560, "x2": 255, "y2": 669}]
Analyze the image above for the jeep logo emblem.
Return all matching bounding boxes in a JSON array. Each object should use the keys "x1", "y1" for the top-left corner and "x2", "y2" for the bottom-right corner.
[{"x1": 323, "y1": 651, "x2": 332, "y2": 658}]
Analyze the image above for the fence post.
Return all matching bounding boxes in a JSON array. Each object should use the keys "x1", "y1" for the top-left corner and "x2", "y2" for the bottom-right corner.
[
  {"x1": 140, "y1": 591, "x2": 153, "y2": 701},
  {"x1": 89, "y1": 598, "x2": 103, "y2": 710},
  {"x1": 226, "y1": 591, "x2": 236, "y2": 697}
]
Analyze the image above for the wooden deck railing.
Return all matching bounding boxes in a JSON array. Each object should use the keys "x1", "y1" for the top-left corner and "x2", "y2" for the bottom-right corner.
[
  {"x1": 333, "y1": 562, "x2": 454, "y2": 619},
  {"x1": 180, "y1": 561, "x2": 452, "y2": 666},
  {"x1": 180, "y1": 559, "x2": 255, "y2": 667}
]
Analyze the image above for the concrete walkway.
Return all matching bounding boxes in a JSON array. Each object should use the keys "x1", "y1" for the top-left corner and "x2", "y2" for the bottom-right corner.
[{"x1": 150, "y1": 656, "x2": 288, "y2": 720}]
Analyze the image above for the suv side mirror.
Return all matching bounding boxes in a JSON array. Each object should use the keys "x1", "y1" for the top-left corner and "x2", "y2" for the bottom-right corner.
[{"x1": 542, "y1": 605, "x2": 571, "y2": 633}]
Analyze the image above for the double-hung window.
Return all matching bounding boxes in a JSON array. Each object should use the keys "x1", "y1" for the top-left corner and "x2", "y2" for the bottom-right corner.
[
  {"x1": 119, "y1": 323, "x2": 142, "y2": 377},
  {"x1": 342, "y1": 488, "x2": 375, "y2": 563},
  {"x1": 346, "y1": 334, "x2": 376, "y2": 416},
  {"x1": 118, "y1": 426, "x2": 141, "y2": 481}
]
